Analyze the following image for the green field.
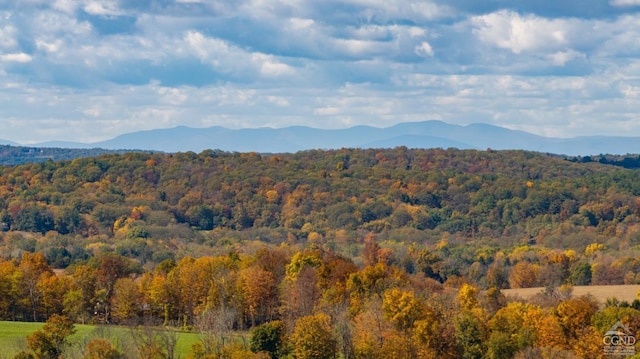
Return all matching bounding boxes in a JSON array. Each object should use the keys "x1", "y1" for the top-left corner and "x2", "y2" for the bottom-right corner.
[{"x1": 0, "y1": 321, "x2": 202, "y2": 358}]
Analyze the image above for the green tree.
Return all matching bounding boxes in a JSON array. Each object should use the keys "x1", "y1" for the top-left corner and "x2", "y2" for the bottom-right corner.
[{"x1": 250, "y1": 320, "x2": 286, "y2": 359}]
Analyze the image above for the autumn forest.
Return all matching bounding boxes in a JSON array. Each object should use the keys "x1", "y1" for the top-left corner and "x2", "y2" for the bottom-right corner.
[{"x1": 2, "y1": 147, "x2": 640, "y2": 358}]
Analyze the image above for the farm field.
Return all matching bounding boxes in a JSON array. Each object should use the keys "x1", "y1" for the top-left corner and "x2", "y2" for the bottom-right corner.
[
  {"x1": 0, "y1": 321, "x2": 202, "y2": 358},
  {"x1": 502, "y1": 285, "x2": 640, "y2": 304}
]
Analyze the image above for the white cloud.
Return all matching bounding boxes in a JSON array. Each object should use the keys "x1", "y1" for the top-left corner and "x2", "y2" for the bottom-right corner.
[
  {"x1": 52, "y1": 0, "x2": 80, "y2": 14},
  {"x1": 255, "y1": 55, "x2": 296, "y2": 77},
  {"x1": 331, "y1": 38, "x2": 384, "y2": 57},
  {"x1": 549, "y1": 50, "x2": 585, "y2": 66},
  {"x1": 0, "y1": 25, "x2": 17, "y2": 49},
  {"x1": 471, "y1": 10, "x2": 573, "y2": 54},
  {"x1": 83, "y1": 0, "x2": 122, "y2": 16},
  {"x1": 408, "y1": 27, "x2": 427, "y2": 38},
  {"x1": 266, "y1": 96, "x2": 290, "y2": 107},
  {"x1": 30, "y1": 11, "x2": 93, "y2": 38},
  {"x1": 341, "y1": 0, "x2": 451, "y2": 21},
  {"x1": 610, "y1": 0, "x2": 640, "y2": 6},
  {"x1": 185, "y1": 31, "x2": 295, "y2": 78},
  {"x1": 314, "y1": 106, "x2": 341, "y2": 115},
  {"x1": 289, "y1": 17, "x2": 315, "y2": 30},
  {"x1": 0, "y1": 53, "x2": 33, "y2": 63},
  {"x1": 36, "y1": 39, "x2": 63, "y2": 53},
  {"x1": 415, "y1": 42, "x2": 434, "y2": 57}
]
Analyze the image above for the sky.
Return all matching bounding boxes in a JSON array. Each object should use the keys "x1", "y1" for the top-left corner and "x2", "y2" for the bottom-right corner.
[{"x1": 2, "y1": 0, "x2": 640, "y2": 144}]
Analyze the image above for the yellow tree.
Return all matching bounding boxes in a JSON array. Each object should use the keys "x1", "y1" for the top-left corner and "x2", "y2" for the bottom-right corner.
[
  {"x1": 83, "y1": 338, "x2": 125, "y2": 359},
  {"x1": 486, "y1": 302, "x2": 541, "y2": 358},
  {"x1": 0, "y1": 259, "x2": 23, "y2": 320},
  {"x1": 291, "y1": 313, "x2": 337, "y2": 359},
  {"x1": 554, "y1": 296, "x2": 599, "y2": 341},
  {"x1": 508, "y1": 261, "x2": 538, "y2": 288},
  {"x1": 26, "y1": 314, "x2": 76, "y2": 359},
  {"x1": 167, "y1": 256, "x2": 209, "y2": 327},
  {"x1": 19, "y1": 252, "x2": 53, "y2": 321},
  {"x1": 111, "y1": 277, "x2": 142, "y2": 324},
  {"x1": 534, "y1": 314, "x2": 566, "y2": 350},
  {"x1": 64, "y1": 265, "x2": 98, "y2": 324},
  {"x1": 140, "y1": 272, "x2": 173, "y2": 326},
  {"x1": 382, "y1": 288, "x2": 425, "y2": 331},
  {"x1": 238, "y1": 267, "x2": 278, "y2": 326},
  {"x1": 38, "y1": 274, "x2": 69, "y2": 319}
]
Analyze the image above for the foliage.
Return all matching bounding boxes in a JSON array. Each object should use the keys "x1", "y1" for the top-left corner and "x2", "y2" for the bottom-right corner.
[
  {"x1": 249, "y1": 320, "x2": 286, "y2": 359},
  {"x1": 83, "y1": 338, "x2": 125, "y2": 359},
  {"x1": 290, "y1": 313, "x2": 337, "y2": 359},
  {"x1": 25, "y1": 314, "x2": 75, "y2": 359},
  {"x1": 2, "y1": 148, "x2": 640, "y2": 358}
]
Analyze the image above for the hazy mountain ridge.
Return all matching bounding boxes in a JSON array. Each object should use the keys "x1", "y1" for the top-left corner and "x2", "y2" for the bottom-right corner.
[{"x1": 4, "y1": 120, "x2": 640, "y2": 156}]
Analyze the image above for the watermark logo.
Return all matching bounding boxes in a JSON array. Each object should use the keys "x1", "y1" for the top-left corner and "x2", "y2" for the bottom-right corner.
[{"x1": 603, "y1": 321, "x2": 636, "y2": 356}]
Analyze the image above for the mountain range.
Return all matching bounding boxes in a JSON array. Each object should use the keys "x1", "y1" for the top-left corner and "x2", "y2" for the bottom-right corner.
[{"x1": 2, "y1": 121, "x2": 640, "y2": 156}]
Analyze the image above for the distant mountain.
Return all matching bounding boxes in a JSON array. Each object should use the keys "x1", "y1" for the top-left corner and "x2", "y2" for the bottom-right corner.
[
  {"x1": 15, "y1": 120, "x2": 640, "y2": 156},
  {"x1": 0, "y1": 139, "x2": 19, "y2": 146}
]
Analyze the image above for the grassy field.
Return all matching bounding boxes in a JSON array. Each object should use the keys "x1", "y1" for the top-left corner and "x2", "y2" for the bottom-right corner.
[
  {"x1": 502, "y1": 284, "x2": 640, "y2": 304},
  {"x1": 0, "y1": 321, "x2": 202, "y2": 358}
]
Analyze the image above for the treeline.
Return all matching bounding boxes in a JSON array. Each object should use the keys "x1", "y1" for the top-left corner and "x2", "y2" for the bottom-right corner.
[
  {"x1": 567, "y1": 154, "x2": 640, "y2": 169},
  {"x1": 3, "y1": 248, "x2": 640, "y2": 358},
  {"x1": 0, "y1": 145, "x2": 151, "y2": 166}
]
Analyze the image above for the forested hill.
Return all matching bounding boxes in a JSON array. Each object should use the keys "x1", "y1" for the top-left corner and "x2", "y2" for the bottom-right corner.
[
  {"x1": 1, "y1": 147, "x2": 639, "y2": 269},
  {"x1": 0, "y1": 145, "x2": 149, "y2": 166}
]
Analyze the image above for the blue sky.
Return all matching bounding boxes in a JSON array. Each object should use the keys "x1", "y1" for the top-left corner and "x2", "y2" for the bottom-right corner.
[{"x1": 2, "y1": 0, "x2": 640, "y2": 144}]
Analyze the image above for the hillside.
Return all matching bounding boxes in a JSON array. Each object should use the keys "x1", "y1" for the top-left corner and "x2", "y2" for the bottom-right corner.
[
  {"x1": 0, "y1": 145, "x2": 150, "y2": 166},
  {"x1": 1, "y1": 147, "x2": 639, "y2": 269},
  {"x1": 2, "y1": 148, "x2": 640, "y2": 358}
]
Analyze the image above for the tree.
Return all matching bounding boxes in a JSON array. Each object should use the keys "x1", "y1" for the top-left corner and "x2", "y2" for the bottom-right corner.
[
  {"x1": 130, "y1": 324, "x2": 179, "y2": 359},
  {"x1": 19, "y1": 252, "x2": 53, "y2": 321},
  {"x1": 250, "y1": 320, "x2": 286, "y2": 359},
  {"x1": 238, "y1": 267, "x2": 278, "y2": 326},
  {"x1": 382, "y1": 288, "x2": 425, "y2": 331},
  {"x1": 83, "y1": 338, "x2": 125, "y2": 359},
  {"x1": 95, "y1": 254, "x2": 137, "y2": 323},
  {"x1": 554, "y1": 296, "x2": 599, "y2": 341},
  {"x1": 38, "y1": 274, "x2": 69, "y2": 319},
  {"x1": 0, "y1": 260, "x2": 23, "y2": 320},
  {"x1": 26, "y1": 314, "x2": 75, "y2": 359},
  {"x1": 64, "y1": 265, "x2": 98, "y2": 324},
  {"x1": 508, "y1": 261, "x2": 539, "y2": 289},
  {"x1": 111, "y1": 277, "x2": 142, "y2": 324},
  {"x1": 291, "y1": 313, "x2": 337, "y2": 359}
]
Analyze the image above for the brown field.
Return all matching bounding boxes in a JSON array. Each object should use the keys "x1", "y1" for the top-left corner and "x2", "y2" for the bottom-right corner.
[{"x1": 502, "y1": 285, "x2": 640, "y2": 304}]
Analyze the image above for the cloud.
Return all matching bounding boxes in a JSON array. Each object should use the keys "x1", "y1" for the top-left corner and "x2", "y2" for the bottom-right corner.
[
  {"x1": 610, "y1": 0, "x2": 640, "y2": 6},
  {"x1": 2, "y1": 0, "x2": 640, "y2": 144},
  {"x1": 0, "y1": 25, "x2": 17, "y2": 49},
  {"x1": 83, "y1": 0, "x2": 122, "y2": 16},
  {"x1": 549, "y1": 50, "x2": 586, "y2": 66},
  {"x1": 185, "y1": 31, "x2": 296, "y2": 79},
  {"x1": 0, "y1": 53, "x2": 33, "y2": 63},
  {"x1": 415, "y1": 42, "x2": 434, "y2": 57},
  {"x1": 35, "y1": 39, "x2": 63, "y2": 53},
  {"x1": 471, "y1": 10, "x2": 573, "y2": 54}
]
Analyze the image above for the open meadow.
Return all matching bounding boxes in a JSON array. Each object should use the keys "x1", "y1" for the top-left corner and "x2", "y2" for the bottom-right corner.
[
  {"x1": 0, "y1": 322, "x2": 202, "y2": 358},
  {"x1": 502, "y1": 285, "x2": 640, "y2": 304}
]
